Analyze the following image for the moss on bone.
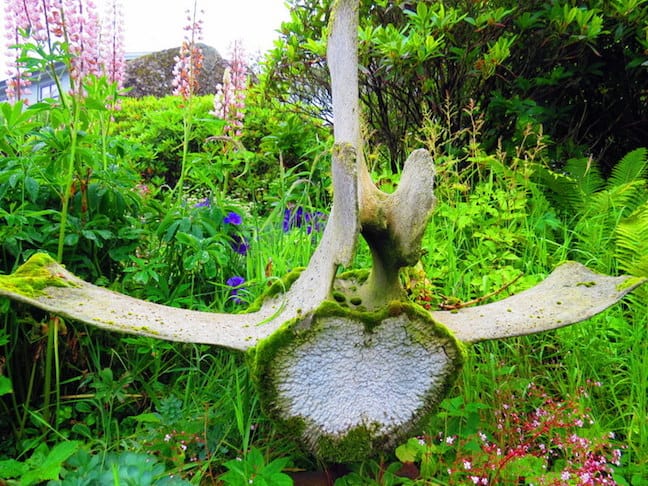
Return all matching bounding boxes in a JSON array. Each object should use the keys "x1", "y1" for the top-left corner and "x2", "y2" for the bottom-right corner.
[
  {"x1": 249, "y1": 295, "x2": 466, "y2": 461},
  {"x1": 245, "y1": 267, "x2": 305, "y2": 313},
  {"x1": 0, "y1": 253, "x2": 77, "y2": 298},
  {"x1": 316, "y1": 424, "x2": 378, "y2": 463},
  {"x1": 615, "y1": 275, "x2": 647, "y2": 291}
]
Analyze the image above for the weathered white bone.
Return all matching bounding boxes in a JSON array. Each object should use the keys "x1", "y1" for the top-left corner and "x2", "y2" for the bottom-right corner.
[
  {"x1": 432, "y1": 261, "x2": 644, "y2": 343},
  {"x1": 0, "y1": 0, "x2": 644, "y2": 463}
]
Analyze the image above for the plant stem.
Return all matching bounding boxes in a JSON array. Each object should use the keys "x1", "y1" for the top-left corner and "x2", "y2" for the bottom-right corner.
[
  {"x1": 42, "y1": 319, "x2": 54, "y2": 423},
  {"x1": 174, "y1": 104, "x2": 193, "y2": 204},
  {"x1": 57, "y1": 97, "x2": 81, "y2": 263}
]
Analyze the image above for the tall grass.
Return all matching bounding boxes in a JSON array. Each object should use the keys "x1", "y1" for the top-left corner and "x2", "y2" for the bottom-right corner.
[
  {"x1": 1, "y1": 94, "x2": 646, "y2": 482},
  {"x1": 413, "y1": 113, "x2": 648, "y2": 478}
]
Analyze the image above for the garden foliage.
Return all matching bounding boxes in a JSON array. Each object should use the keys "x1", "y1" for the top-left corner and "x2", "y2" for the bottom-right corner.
[
  {"x1": 263, "y1": 0, "x2": 648, "y2": 172},
  {"x1": 0, "y1": 0, "x2": 647, "y2": 483}
]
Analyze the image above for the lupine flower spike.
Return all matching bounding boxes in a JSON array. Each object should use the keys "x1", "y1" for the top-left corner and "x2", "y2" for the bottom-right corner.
[
  {"x1": 3, "y1": 0, "x2": 126, "y2": 103},
  {"x1": 172, "y1": 1, "x2": 204, "y2": 99},
  {"x1": 212, "y1": 40, "x2": 248, "y2": 137},
  {"x1": 99, "y1": 0, "x2": 125, "y2": 88}
]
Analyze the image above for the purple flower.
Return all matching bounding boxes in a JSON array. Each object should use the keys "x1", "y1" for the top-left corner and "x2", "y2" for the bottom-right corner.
[
  {"x1": 305, "y1": 211, "x2": 326, "y2": 234},
  {"x1": 282, "y1": 209, "x2": 293, "y2": 233},
  {"x1": 226, "y1": 276, "x2": 245, "y2": 287},
  {"x1": 194, "y1": 197, "x2": 210, "y2": 208},
  {"x1": 283, "y1": 206, "x2": 305, "y2": 232},
  {"x1": 226, "y1": 275, "x2": 246, "y2": 304},
  {"x1": 283, "y1": 206, "x2": 327, "y2": 234},
  {"x1": 224, "y1": 211, "x2": 242, "y2": 225},
  {"x1": 231, "y1": 234, "x2": 249, "y2": 256}
]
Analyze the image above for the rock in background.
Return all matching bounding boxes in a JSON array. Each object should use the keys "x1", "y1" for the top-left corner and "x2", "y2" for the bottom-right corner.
[{"x1": 124, "y1": 44, "x2": 226, "y2": 97}]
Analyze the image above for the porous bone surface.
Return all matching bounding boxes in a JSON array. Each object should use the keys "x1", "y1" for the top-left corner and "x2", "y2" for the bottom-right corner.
[{"x1": 275, "y1": 314, "x2": 454, "y2": 438}]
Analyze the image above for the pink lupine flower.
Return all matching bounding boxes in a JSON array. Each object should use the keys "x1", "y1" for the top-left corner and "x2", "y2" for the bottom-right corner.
[
  {"x1": 4, "y1": 0, "x2": 125, "y2": 102},
  {"x1": 172, "y1": 1, "x2": 204, "y2": 99},
  {"x1": 212, "y1": 40, "x2": 248, "y2": 137},
  {"x1": 99, "y1": 0, "x2": 125, "y2": 87},
  {"x1": 63, "y1": 0, "x2": 102, "y2": 94},
  {"x1": 3, "y1": 0, "x2": 39, "y2": 101}
]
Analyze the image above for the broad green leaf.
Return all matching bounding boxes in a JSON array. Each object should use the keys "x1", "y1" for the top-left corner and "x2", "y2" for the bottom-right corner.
[
  {"x1": 0, "y1": 376, "x2": 12, "y2": 396},
  {"x1": 0, "y1": 458, "x2": 26, "y2": 479}
]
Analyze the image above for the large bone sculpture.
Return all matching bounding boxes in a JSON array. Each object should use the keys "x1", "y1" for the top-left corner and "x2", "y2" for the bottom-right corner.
[{"x1": 0, "y1": 0, "x2": 644, "y2": 462}]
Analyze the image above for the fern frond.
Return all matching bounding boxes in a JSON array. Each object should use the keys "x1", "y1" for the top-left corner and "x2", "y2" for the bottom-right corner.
[
  {"x1": 577, "y1": 180, "x2": 646, "y2": 223},
  {"x1": 615, "y1": 203, "x2": 648, "y2": 277},
  {"x1": 608, "y1": 147, "x2": 648, "y2": 188},
  {"x1": 531, "y1": 163, "x2": 584, "y2": 213},
  {"x1": 564, "y1": 157, "x2": 605, "y2": 196}
]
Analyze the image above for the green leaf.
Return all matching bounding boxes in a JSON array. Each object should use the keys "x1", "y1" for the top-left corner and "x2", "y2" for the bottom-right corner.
[
  {"x1": 262, "y1": 456, "x2": 290, "y2": 476},
  {"x1": 132, "y1": 412, "x2": 163, "y2": 424},
  {"x1": 266, "y1": 475, "x2": 292, "y2": 486},
  {"x1": 499, "y1": 454, "x2": 546, "y2": 482},
  {"x1": 175, "y1": 231, "x2": 199, "y2": 248},
  {"x1": 0, "y1": 375, "x2": 12, "y2": 396},
  {"x1": 395, "y1": 437, "x2": 425, "y2": 463},
  {"x1": 20, "y1": 441, "x2": 81, "y2": 485},
  {"x1": 42, "y1": 441, "x2": 82, "y2": 469},
  {"x1": 24, "y1": 177, "x2": 40, "y2": 202},
  {"x1": 0, "y1": 458, "x2": 26, "y2": 479},
  {"x1": 64, "y1": 233, "x2": 79, "y2": 246}
]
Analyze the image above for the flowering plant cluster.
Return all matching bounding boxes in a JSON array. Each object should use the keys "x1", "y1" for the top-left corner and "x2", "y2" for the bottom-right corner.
[
  {"x1": 99, "y1": 0, "x2": 126, "y2": 86},
  {"x1": 206, "y1": 207, "x2": 248, "y2": 304},
  {"x1": 172, "y1": 2, "x2": 204, "y2": 99},
  {"x1": 204, "y1": 205, "x2": 327, "y2": 306},
  {"x1": 397, "y1": 381, "x2": 623, "y2": 485},
  {"x1": 282, "y1": 205, "x2": 327, "y2": 234},
  {"x1": 2, "y1": 0, "x2": 125, "y2": 101},
  {"x1": 212, "y1": 40, "x2": 248, "y2": 137}
]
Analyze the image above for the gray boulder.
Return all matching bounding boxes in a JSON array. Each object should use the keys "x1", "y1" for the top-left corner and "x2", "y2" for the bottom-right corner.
[{"x1": 124, "y1": 44, "x2": 226, "y2": 97}]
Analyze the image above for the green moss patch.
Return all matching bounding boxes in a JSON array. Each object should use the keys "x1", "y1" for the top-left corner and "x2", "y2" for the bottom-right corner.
[
  {"x1": 0, "y1": 253, "x2": 77, "y2": 298},
  {"x1": 245, "y1": 267, "x2": 305, "y2": 313},
  {"x1": 616, "y1": 275, "x2": 647, "y2": 292}
]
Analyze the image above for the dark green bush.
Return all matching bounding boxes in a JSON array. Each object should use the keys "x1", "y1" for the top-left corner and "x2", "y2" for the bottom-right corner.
[{"x1": 263, "y1": 0, "x2": 648, "y2": 172}]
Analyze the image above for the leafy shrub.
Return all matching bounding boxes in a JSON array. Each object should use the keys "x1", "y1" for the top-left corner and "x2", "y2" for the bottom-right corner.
[
  {"x1": 111, "y1": 96, "x2": 223, "y2": 187},
  {"x1": 264, "y1": 0, "x2": 648, "y2": 171},
  {"x1": 220, "y1": 447, "x2": 293, "y2": 486}
]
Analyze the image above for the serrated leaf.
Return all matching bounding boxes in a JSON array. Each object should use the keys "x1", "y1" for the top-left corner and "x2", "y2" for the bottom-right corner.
[
  {"x1": 0, "y1": 458, "x2": 26, "y2": 479},
  {"x1": 43, "y1": 441, "x2": 82, "y2": 468},
  {"x1": 262, "y1": 457, "x2": 290, "y2": 476}
]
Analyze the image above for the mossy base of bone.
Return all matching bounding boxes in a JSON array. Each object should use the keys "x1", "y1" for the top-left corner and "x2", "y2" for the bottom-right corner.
[{"x1": 250, "y1": 296, "x2": 465, "y2": 462}]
